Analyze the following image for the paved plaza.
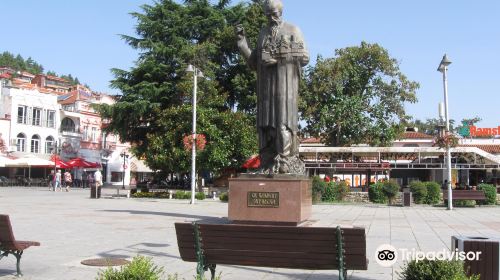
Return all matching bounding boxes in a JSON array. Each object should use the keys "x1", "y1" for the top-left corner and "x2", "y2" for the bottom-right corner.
[{"x1": 1, "y1": 187, "x2": 500, "y2": 280}]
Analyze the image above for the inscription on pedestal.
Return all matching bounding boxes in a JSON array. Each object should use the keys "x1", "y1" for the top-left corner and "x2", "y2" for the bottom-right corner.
[{"x1": 247, "y1": 192, "x2": 279, "y2": 208}]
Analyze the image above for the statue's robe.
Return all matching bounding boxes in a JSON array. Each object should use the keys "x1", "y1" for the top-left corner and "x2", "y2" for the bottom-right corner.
[{"x1": 246, "y1": 21, "x2": 309, "y2": 170}]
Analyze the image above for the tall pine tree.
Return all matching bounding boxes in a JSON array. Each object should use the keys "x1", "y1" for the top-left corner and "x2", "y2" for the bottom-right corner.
[{"x1": 98, "y1": 0, "x2": 266, "y2": 175}]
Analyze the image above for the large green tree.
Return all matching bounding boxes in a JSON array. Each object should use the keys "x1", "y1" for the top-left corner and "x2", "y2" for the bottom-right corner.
[
  {"x1": 301, "y1": 42, "x2": 419, "y2": 146},
  {"x1": 98, "y1": 0, "x2": 265, "y2": 175}
]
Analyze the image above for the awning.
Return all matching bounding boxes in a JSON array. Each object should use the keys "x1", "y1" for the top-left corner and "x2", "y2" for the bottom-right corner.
[
  {"x1": 130, "y1": 159, "x2": 153, "y2": 173},
  {"x1": 0, "y1": 156, "x2": 15, "y2": 167},
  {"x1": 6, "y1": 155, "x2": 54, "y2": 167}
]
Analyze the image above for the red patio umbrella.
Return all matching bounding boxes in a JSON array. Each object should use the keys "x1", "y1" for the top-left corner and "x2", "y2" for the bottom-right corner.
[
  {"x1": 242, "y1": 155, "x2": 260, "y2": 169},
  {"x1": 49, "y1": 155, "x2": 71, "y2": 169},
  {"x1": 67, "y1": 157, "x2": 96, "y2": 168}
]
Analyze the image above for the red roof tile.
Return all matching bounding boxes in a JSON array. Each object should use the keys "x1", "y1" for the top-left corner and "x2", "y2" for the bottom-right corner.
[
  {"x1": 460, "y1": 145, "x2": 500, "y2": 154},
  {"x1": 301, "y1": 137, "x2": 322, "y2": 144},
  {"x1": 402, "y1": 132, "x2": 433, "y2": 139}
]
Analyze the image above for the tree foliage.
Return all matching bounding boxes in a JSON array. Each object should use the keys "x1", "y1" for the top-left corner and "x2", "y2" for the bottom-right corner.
[
  {"x1": 98, "y1": 0, "x2": 265, "y2": 175},
  {"x1": 301, "y1": 42, "x2": 419, "y2": 147},
  {"x1": 0, "y1": 51, "x2": 81, "y2": 85},
  {"x1": 0, "y1": 51, "x2": 44, "y2": 74}
]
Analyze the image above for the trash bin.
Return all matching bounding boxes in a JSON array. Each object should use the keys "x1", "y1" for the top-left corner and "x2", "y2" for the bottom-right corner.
[
  {"x1": 452, "y1": 235, "x2": 500, "y2": 279},
  {"x1": 403, "y1": 189, "x2": 412, "y2": 207},
  {"x1": 90, "y1": 185, "x2": 101, "y2": 199}
]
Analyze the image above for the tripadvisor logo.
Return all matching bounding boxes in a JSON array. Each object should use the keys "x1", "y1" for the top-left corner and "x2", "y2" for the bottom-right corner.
[{"x1": 375, "y1": 244, "x2": 482, "y2": 267}]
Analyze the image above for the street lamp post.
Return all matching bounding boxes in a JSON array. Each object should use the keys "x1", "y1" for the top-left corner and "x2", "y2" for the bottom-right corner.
[
  {"x1": 186, "y1": 64, "x2": 204, "y2": 204},
  {"x1": 438, "y1": 54, "x2": 453, "y2": 210},
  {"x1": 120, "y1": 151, "x2": 129, "y2": 190}
]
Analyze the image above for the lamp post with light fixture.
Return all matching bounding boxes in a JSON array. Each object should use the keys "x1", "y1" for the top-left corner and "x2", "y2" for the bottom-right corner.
[
  {"x1": 437, "y1": 54, "x2": 453, "y2": 210},
  {"x1": 186, "y1": 64, "x2": 204, "y2": 204},
  {"x1": 120, "y1": 151, "x2": 129, "y2": 190}
]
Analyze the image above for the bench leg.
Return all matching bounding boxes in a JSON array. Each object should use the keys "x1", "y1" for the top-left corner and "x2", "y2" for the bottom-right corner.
[
  {"x1": 14, "y1": 250, "x2": 23, "y2": 276},
  {"x1": 207, "y1": 264, "x2": 216, "y2": 280}
]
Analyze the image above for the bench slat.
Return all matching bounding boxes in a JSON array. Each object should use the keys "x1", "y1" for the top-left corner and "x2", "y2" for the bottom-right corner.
[
  {"x1": 204, "y1": 250, "x2": 368, "y2": 270},
  {"x1": 174, "y1": 222, "x2": 368, "y2": 272},
  {"x1": 199, "y1": 224, "x2": 365, "y2": 236},
  {"x1": 443, "y1": 190, "x2": 486, "y2": 201}
]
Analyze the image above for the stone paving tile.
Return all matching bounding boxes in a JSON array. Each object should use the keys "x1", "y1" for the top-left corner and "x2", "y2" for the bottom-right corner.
[{"x1": 1, "y1": 187, "x2": 500, "y2": 279}]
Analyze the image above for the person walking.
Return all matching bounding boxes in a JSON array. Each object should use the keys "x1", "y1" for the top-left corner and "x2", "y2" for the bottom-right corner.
[
  {"x1": 94, "y1": 169, "x2": 103, "y2": 198},
  {"x1": 47, "y1": 170, "x2": 55, "y2": 191},
  {"x1": 64, "y1": 171, "x2": 72, "y2": 192},
  {"x1": 55, "y1": 170, "x2": 62, "y2": 192}
]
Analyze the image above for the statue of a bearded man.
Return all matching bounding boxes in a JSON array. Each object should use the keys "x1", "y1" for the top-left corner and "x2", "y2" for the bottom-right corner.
[{"x1": 236, "y1": 0, "x2": 309, "y2": 174}]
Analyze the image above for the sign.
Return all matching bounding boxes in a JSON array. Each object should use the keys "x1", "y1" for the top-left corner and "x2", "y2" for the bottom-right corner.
[
  {"x1": 247, "y1": 192, "x2": 279, "y2": 208},
  {"x1": 459, "y1": 121, "x2": 500, "y2": 137}
]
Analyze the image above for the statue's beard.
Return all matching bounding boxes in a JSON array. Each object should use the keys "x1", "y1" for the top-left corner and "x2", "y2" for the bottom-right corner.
[{"x1": 269, "y1": 17, "x2": 282, "y2": 38}]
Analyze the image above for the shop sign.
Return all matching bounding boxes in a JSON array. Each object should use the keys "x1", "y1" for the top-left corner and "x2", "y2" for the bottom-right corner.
[{"x1": 459, "y1": 122, "x2": 500, "y2": 137}]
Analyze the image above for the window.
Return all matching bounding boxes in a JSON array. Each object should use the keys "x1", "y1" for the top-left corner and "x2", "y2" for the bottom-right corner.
[
  {"x1": 32, "y1": 108, "x2": 41, "y2": 126},
  {"x1": 17, "y1": 106, "x2": 27, "y2": 124},
  {"x1": 91, "y1": 127, "x2": 97, "y2": 142},
  {"x1": 61, "y1": 117, "x2": 75, "y2": 132},
  {"x1": 83, "y1": 126, "x2": 89, "y2": 140},
  {"x1": 111, "y1": 172, "x2": 123, "y2": 183},
  {"x1": 46, "y1": 110, "x2": 56, "y2": 128},
  {"x1": 45, "y1": 136, "x2": 54, "y2": 154},
  {"x1": 16, "y1": 133, "x2": 26, "y2": 152},
  {"x1": 31, "y1": 135, "x2": 40, "y2": 153}
]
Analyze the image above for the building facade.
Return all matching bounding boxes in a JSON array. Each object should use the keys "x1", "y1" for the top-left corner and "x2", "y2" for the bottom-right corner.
[{"x1": 0, "y1": 67, "x2": 152, "y2": 185}]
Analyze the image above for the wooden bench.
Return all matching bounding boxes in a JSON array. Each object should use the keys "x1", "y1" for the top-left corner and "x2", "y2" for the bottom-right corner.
[
  {"x1": 443, "y1": 190, "x2": 487, "y2": 204},
  {"x1": 175, "y1": 222, "x2": 367, "y2": 280},
  {"x1": 0, "y1": 215, "x2": 40, "y2": 276}
]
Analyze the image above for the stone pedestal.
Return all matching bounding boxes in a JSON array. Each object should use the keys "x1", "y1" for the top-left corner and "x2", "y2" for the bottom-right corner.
[{"x1": 228, "y1": 174, "x2": 312, "y2": 226}]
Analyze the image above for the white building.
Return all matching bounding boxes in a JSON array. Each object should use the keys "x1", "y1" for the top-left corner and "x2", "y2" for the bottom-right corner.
[{"x1": 0, "y1": 81, "x2": 59, "y2": 158}]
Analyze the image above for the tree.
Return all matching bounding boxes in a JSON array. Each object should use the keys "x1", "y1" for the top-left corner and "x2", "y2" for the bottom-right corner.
[
  {"x1": 98, "y1": 0, "x2": 265, "y2": 175},
  {"x1": 301, "y1": 42, "x2": 419, "y2": 146}
]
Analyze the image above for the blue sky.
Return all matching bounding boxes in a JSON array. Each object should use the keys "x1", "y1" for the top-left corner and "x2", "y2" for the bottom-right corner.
[{"x1": 2, "y1": 0, "x2": 499, "y2": 127}]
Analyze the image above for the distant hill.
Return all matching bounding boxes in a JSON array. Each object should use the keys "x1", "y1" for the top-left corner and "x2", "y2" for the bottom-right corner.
[{"x1": 0, "y1": 51, "x2": 81, "y2": 86}]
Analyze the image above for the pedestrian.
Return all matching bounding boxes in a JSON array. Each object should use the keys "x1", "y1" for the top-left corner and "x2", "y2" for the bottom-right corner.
[
  {"x1": 47, "y1": 170, "x2": 55, "y2": 191},
  {"x1": 64, "y1": 171, "x2": 72, "y2": 192},
  {"x1": 74, "y1": 168, "x2": 82, "y2": 188},
  {"x1": 55, "y1": 170, "x2": 62, "y2": 192},
  {"x1": 94, "y1": 169, "x2": 103, "y2": 188}
]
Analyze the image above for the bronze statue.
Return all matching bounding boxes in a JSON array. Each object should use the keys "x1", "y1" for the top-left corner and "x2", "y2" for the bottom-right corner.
[{"x1": 236, "y1": 0, "x2": 309, "y2": 174}]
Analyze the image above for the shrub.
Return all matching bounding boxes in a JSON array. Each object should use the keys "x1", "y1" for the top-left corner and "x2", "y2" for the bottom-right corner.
[
  {"x1": 219, "y1": 192, "x2": 228, "y2": 202},
  {"x1": 409, "y1": 181, "x2": 427, "y2": 204},
  {"x1": 96, "y1": 255, "x2": 164, "y2": 280},
  {"x1": 174, "y1": 191, "x2": 190, "y2": 199},
  {"x1": 132, "y1": 192, "x2": 155, "y2": 198},
  {"x1": 454, "y1": 200, "x2": 476, "y2": 207},
  {"x1": 383, "y1": 180, "x2": 400, "y2": 205},
  {"x1": 399, "y1": 259, "x2": 479, "y2": 280},
  {"x1": 369, "y1": 183, "x2": 387, "y2": 204},
  {"x1": 322, "y1": 182, "x2": 337, "y2": 202},
  {"x1": 334, "y1": 181, "x2": 350, "y2": 201},
  {"x1": 321, "y1": 181, "x2": 351, "y2": 202},
  {"x1": 195, "y1": 192, "x2": 206, "y2": 200},
  {"x1": 425, "y1": 181, "x2": 441, "y2": 205},
  {"x1": 312, "y1": 176, "x2": 326, "y2": 203},
  {"x1": 478, "y1": 183, "x2": 497, "y2": 205}
]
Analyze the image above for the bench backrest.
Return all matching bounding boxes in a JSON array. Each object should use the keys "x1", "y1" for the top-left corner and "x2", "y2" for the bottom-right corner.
[
  {"x1": 175, "y1": 223, "x2": 367, "y2": 270},
  {"x1": 0, "y1": 215, "x2": 16, "y2": 249},
  {"x1": 443, "y1": 190, "x2": 486, "y2": 200}
]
